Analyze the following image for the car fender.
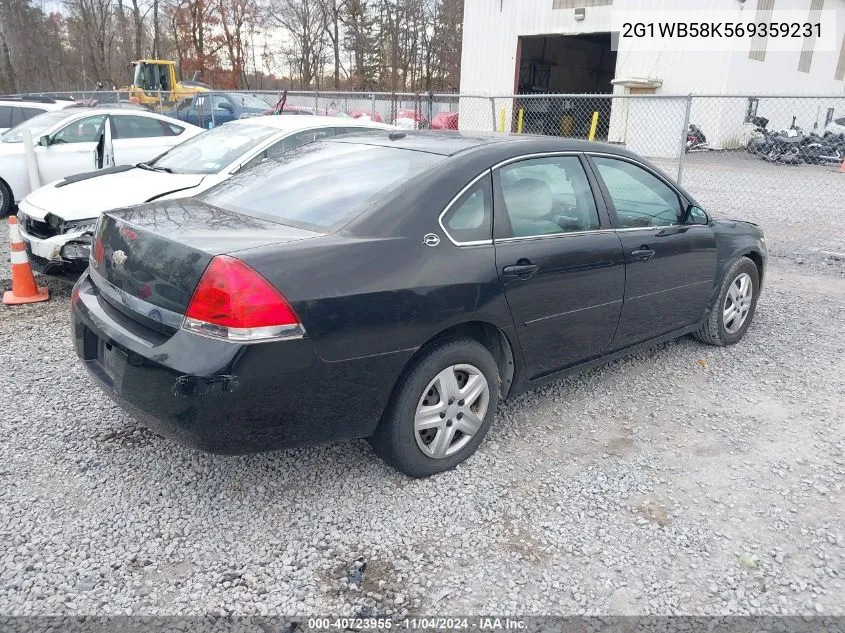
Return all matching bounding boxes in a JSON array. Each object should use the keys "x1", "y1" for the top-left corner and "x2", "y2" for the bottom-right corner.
[{"x1": 710, "y1": 219, "x2": 767, "y2": 300}]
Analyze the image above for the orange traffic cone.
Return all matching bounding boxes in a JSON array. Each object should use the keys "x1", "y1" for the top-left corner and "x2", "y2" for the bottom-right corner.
[{"x1": 3, "y1": 216, "x2": 49, "y2": 305}]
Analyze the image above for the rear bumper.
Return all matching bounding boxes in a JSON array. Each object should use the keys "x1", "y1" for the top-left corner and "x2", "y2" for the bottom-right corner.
[{"x1": 71, "y1": 271, "x2": 412, "y2": 454}]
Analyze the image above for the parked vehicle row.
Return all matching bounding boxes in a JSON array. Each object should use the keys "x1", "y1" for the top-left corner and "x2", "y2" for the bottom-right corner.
[
  {"x1": 16, "y1": 115, "x2": 394, "y2": 274},
  {"x1": 0, "y1": 108, "x2": 203, "y2": 216}
]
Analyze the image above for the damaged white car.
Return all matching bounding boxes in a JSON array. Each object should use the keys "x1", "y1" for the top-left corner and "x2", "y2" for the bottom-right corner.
[{"x1": 17, "y1": 115, "x2": 394, "y2": 276}]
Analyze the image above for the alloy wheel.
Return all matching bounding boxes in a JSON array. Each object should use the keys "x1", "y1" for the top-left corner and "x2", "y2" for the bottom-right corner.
[
  {"x1": 723, "y1": 272, "x2": 753, "y2": 335},
  {"x1": 414, "y1": 363, "x2": 490, "y2": 459}
]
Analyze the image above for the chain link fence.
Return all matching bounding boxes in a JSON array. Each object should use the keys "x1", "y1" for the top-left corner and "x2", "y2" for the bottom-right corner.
[{"x1": 8, "y1": 89, "x2": 845, "y2": 256}]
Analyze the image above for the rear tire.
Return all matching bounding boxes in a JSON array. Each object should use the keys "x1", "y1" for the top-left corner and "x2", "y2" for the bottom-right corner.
[
  {"x1": 0, "y1": 180, "x2": 12, "y2": 218},
  {"x1": 695, "y1": 256, "x2": 760, "y2": 346},
  {"x1": 369, "y1": 337, "x2": 499, "y2": 477}
]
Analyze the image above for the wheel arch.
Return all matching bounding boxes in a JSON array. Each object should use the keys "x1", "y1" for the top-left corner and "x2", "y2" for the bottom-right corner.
[
  {"x1": 400, "y1": 320, "x2": 519, "y2": 400},
  {"x1": 0, "y1": 175, "x2": 14, "y2": 215},
  {"x1": 742, "y1": 249, "x2": 764, "y2": 288}
]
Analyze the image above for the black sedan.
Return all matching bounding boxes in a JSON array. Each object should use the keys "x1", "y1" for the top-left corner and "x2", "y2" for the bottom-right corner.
[{"x1": 71, "y1": 132, "x2": 767, "y2": 477}]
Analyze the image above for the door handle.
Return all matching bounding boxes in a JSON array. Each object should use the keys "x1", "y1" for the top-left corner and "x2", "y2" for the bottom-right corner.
[
  {"x1": 502, "y1": 263, "x2": 540, "y2": 276},
  {"x1": 631, "y1": 248, "x2": 655, "y2": 261}
]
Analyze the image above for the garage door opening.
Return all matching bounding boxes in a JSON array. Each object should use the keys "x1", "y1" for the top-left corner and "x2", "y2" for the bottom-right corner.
[{"x1": 515, "y1": 33, "x2": 617, "y2": 138}]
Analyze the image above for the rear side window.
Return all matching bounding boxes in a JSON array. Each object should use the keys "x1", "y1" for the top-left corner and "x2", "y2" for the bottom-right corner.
[
  {"x1": 441, "y1": 174, "x2": 492, "y2": 244},
  {"x1": 498, "y1": 156, "x2": 599, "y2": 238},
  {"x1": 18, "y1": 107, "x2": 45, "y2": 124},
  {"x1": 113, "y1": 115, "x2": 176, "y2": 139},
  {"x1": 203, "y1": 142, "x2": 445, "y2": 230}
]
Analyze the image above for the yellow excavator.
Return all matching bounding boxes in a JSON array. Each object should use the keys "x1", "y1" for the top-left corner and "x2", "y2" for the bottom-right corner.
[{"x1": 126, "y1": 60, "x2": 210, "y2": 107}]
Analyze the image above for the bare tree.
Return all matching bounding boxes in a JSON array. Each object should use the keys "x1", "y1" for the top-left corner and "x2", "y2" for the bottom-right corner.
[
  {"x1": 317, "y1": 0, "x2": 345, "y2": 89},
  {"x1": 65, "y1": 0, "x2": 117, "y2": 85},
  {"x1": 269, "y1": 0, "x2": 327, "y2": 88}
]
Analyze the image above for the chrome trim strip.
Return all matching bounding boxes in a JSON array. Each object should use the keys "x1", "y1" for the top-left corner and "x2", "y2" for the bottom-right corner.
[
  {"x1": 437, "y1": 169, "x2": 494, "y2": 247},
  {"x1": 494, "y1": 229, "x2": 616, "y2": 244},
  {"x1": 491, "y1": 151, "x2": 582, "y2": 171}
]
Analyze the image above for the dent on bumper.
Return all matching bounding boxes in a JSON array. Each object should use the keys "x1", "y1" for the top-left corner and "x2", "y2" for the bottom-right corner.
[{"x1": 19, "y1": 225, "x2": 91, "y2": 263}]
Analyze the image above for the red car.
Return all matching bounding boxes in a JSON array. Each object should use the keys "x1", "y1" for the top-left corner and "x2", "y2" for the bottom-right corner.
[
  {"x1": 349, "y1": 110, "x2": 384, "y2": 123},
  {"x1": 432, "y1": 111, "x2": 459, "y2": 130}
]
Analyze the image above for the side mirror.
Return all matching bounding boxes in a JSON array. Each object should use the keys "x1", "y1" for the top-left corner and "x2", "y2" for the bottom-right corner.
[
  {"x1": 38, "y1": 135, "x2": 51, "y2": 147},
  {"x1": 684, "y1": 204, "x2": 709, "y2": 225}
]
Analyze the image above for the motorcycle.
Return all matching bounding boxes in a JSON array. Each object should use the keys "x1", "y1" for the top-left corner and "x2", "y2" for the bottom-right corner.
[
  {"x1": 685, "y1": 124, "x2": 709, "y2": 152},
  {"x1": 747, "y1": 116, "x2": 803, "y2": 165},
  {"x1": 799, "y1": 130, "x2": 845, "y2": 165}
]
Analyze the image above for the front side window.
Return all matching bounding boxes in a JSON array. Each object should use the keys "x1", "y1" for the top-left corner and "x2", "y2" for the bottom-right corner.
[
  {"x1": 52, "y1": 115, "x2": 106, "y2": 144},
  {"x1": 592, "y1": 156, "x2": 682, "y2": 228},
  {"x1": 441, "y1": 175, "x2": 492, "y2": 244},
  {"x1": 113, "y1": 115, "x2": 175, "y2": 139},
  {"x1": 229, "y1": 94, "x2": 271, "y2": 110},
  {"x1": 498, "y1": 156, "x2": 599, "y2": 238},
  {"x1": 240, "y1": 128, "x2": 336, "y2": 172},
  {"x1": 210, "y1": 95, "x2": 233, "y2": 111}
]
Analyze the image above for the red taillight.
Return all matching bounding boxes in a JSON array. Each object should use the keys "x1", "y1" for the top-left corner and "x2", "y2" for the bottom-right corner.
[
  {"x1": 182, "y1": 255, "x2": 304, "y2": 343},
  {"x1": 93, "y1": 238, "x2": 104, "y2": 266}
]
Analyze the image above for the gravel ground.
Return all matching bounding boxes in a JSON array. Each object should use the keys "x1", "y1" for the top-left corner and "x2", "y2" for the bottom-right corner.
[{"x1": 0, "y1": 159, "x2": 843, "y2": 617}]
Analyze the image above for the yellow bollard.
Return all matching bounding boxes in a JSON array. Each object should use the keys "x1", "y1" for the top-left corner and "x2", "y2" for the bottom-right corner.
[
  {"x1": 588, "y1": 111, "x2": 599, "y2": 141},
  {"x1": 517, "y1": 108, "x2": 524, "y2": 134},
  {"x1": 498, "y1": 108, "x2": 506, "y2": 133}
]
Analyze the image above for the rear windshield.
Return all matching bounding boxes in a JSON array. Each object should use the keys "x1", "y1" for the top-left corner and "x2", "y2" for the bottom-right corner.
[{"x1": 200, "y1": 141, "x2": 445, "y2": 230}]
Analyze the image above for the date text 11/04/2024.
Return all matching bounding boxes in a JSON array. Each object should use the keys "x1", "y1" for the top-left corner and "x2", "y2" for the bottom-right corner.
[{"x1": 306, "y1": 618, "x2": 527, "y2": 630}]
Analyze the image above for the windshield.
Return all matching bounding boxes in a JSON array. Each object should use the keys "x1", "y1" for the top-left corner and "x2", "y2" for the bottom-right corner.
[
  {"x1": 150, "y1": 123, "x2": 277, "y2": 174},
  {"x1": 1, "y1": 110, "x2": 74, "y2": 143},
  {"x1": 226, "y1": 93, "x2": 271, "y2": 110},
  {"x1": 201, "y1": 141, "x2": 445, "y2": 230},
  {"x1": 134, "y1": 62, "x2": 168, "y2": 91}
]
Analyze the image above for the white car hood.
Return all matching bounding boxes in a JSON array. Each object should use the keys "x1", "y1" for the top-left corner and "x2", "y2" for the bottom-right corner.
[{"x1": 23, "y1": 168, "x2": 206, "y2": 221}]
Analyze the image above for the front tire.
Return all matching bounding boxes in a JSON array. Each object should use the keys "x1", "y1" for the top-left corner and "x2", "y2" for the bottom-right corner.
[
  {"x1": 369, "y1": 337, "x2": 499, "y2": 477},
  {"x1": 0, "y1": 180, "x2": 12, "y2": 218},
  {"x1": 695, "y1": 256, "x2": 760, "y2": 346}
]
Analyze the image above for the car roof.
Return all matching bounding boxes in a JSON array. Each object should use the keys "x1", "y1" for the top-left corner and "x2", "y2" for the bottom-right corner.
[
  {"x1": 326, "y1": 130, "x2": 635, "y2": 157},
  {"x1": 0, "y1": 99, "x2": 68, "y2": 110},
  {"x1": 227, "y1": 115, "x2": 395, "y2": 132}
]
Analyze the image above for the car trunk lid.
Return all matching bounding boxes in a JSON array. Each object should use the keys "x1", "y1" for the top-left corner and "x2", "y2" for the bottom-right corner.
[{"x1": 89, "y1": 200, "x2": 320, "y2": 327}]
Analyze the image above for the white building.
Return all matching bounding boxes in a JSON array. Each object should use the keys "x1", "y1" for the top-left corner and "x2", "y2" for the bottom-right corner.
[{"x1": 459, "y1": 0, "x2": 845, "y2": 156}]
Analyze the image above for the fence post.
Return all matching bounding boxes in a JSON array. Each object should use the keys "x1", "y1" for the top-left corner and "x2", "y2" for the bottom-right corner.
[
  {"x1": 489, "y1": 98, "x2": 496, "y2": 132},
  {"x1": 677, "y1": 94, "x2": 692, "y2": 184},
  {"x1": 371, "y1": 93, "x2": 376, "y2": 115},
  {"x1": 427, "y1": 91, "x2": 434, "y2": 129},
  {"x1": 315, "y1": 90, "x2": 319, "y2": 113}
]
